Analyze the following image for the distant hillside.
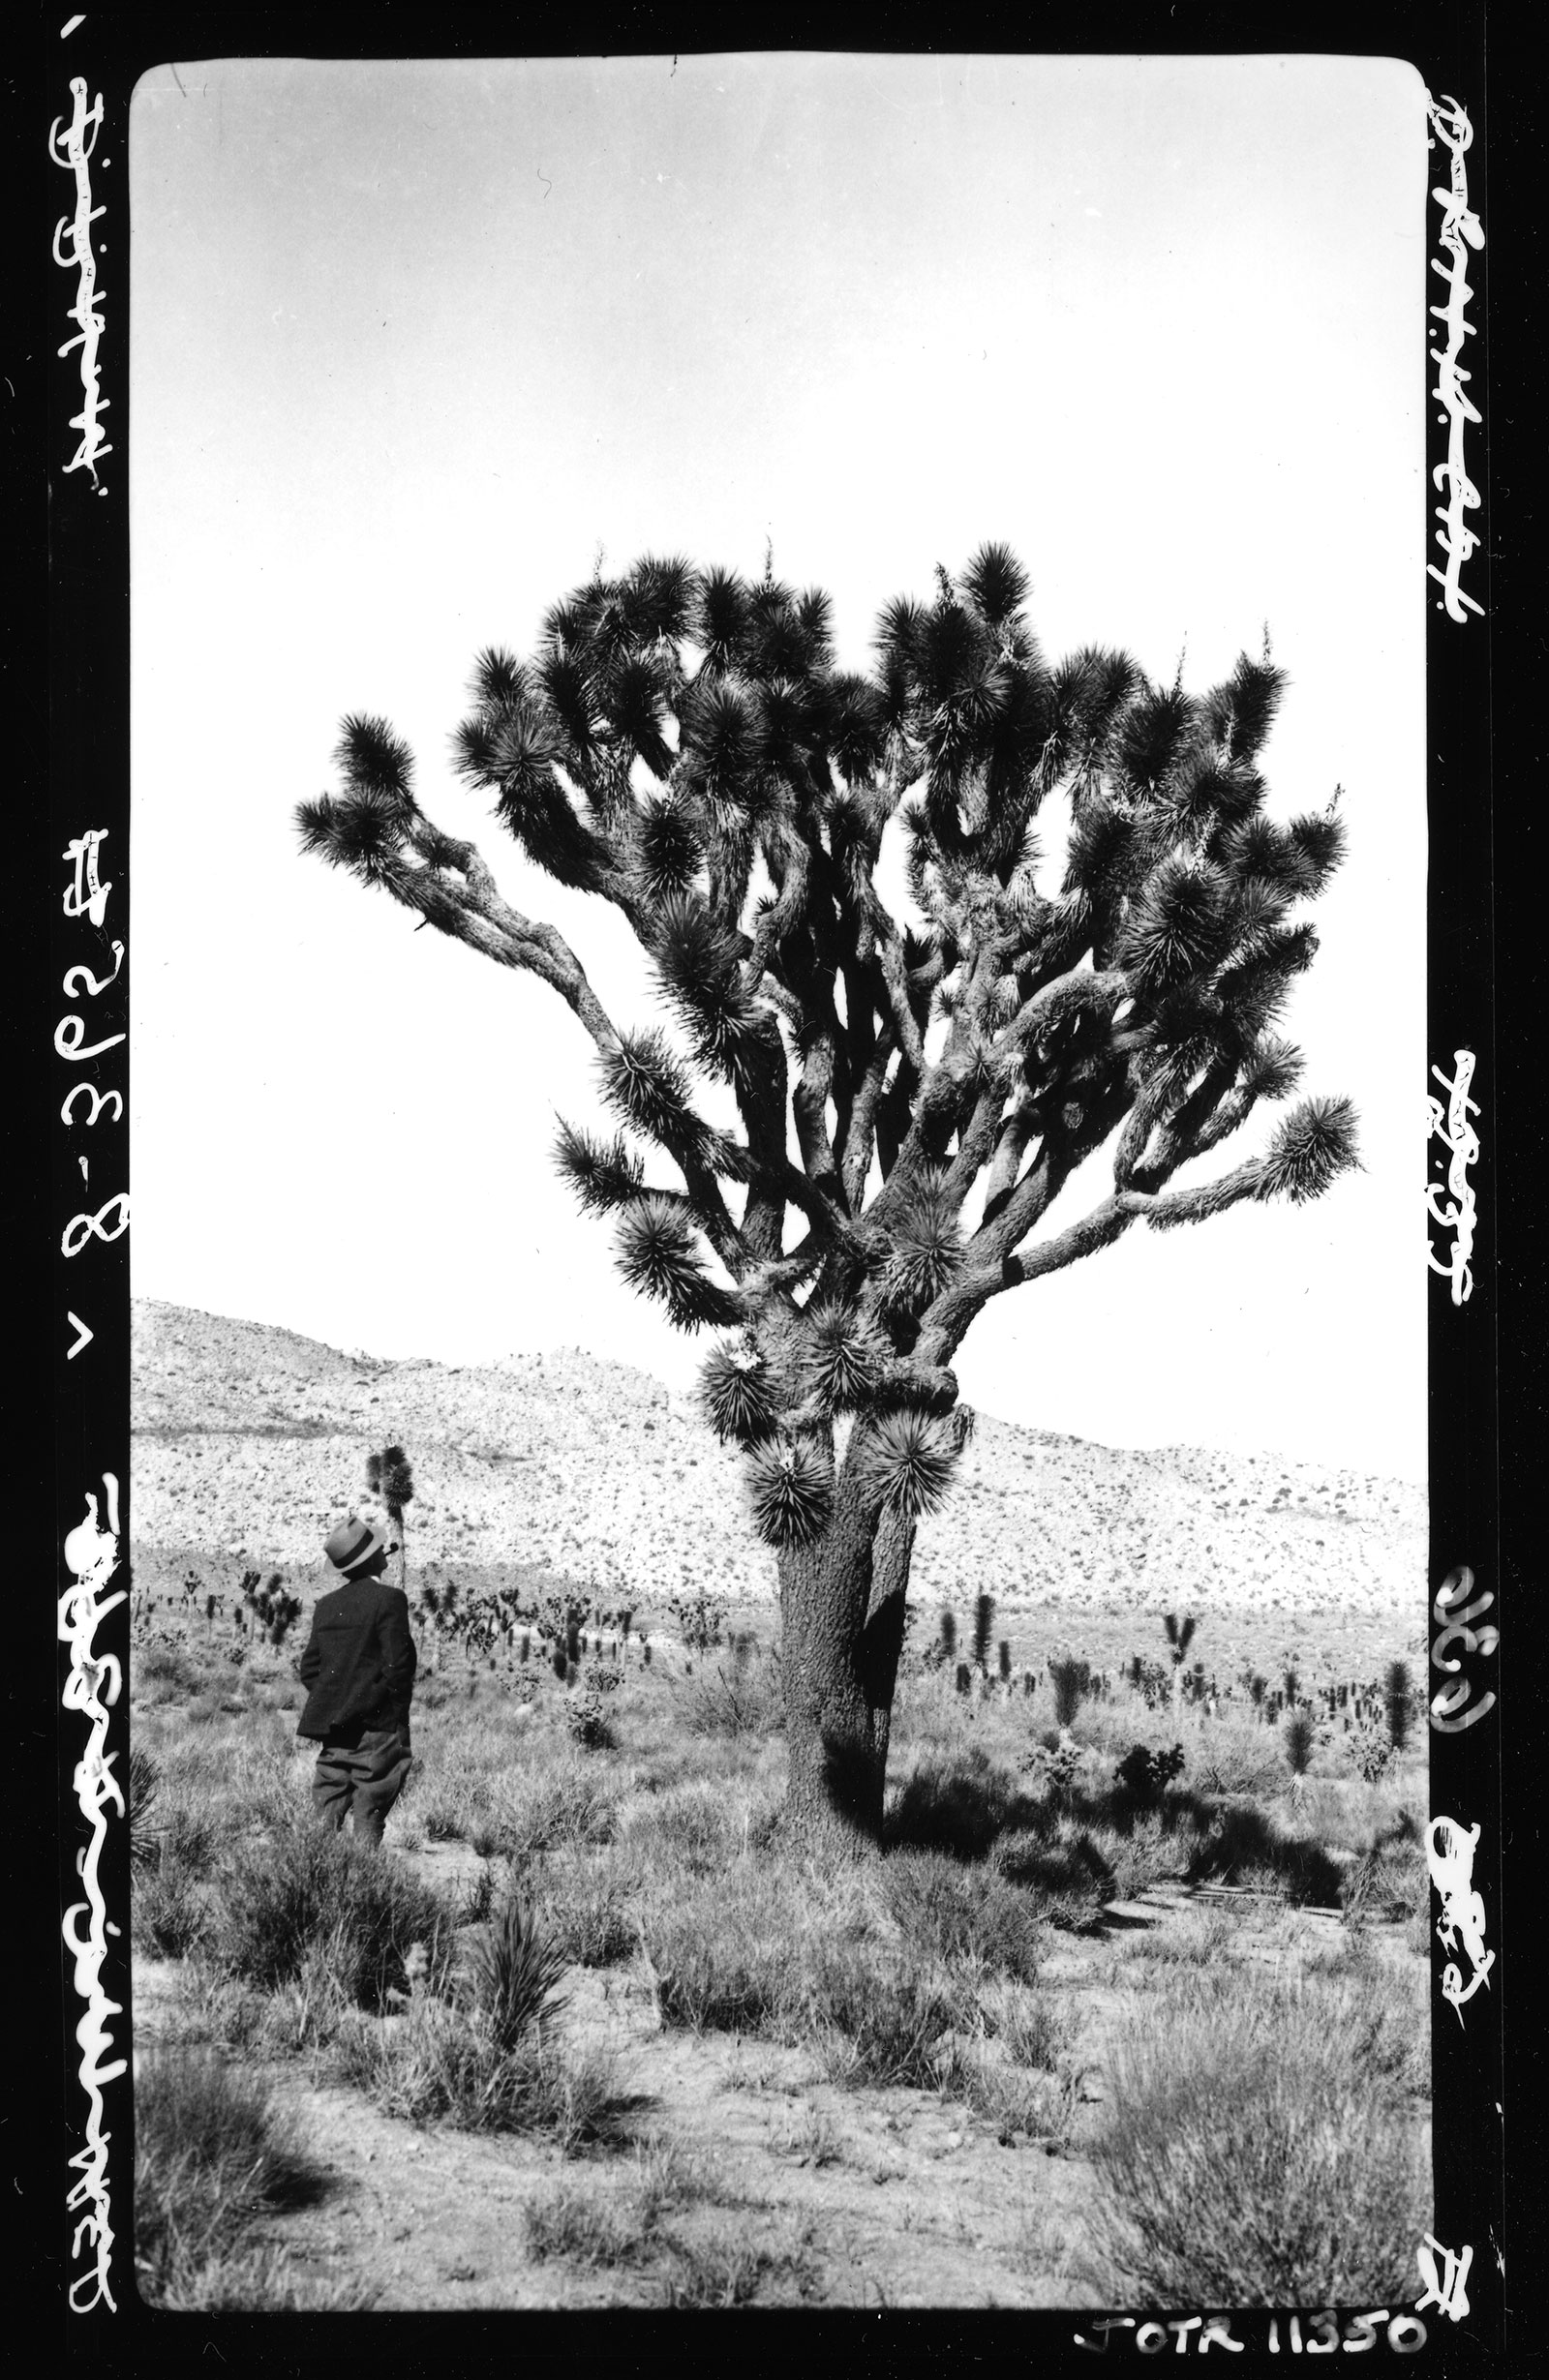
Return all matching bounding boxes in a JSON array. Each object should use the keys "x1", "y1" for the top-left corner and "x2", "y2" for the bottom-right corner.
[{"x1": 131, "y1": 1300, "x2": 1423, "y2": 1650}]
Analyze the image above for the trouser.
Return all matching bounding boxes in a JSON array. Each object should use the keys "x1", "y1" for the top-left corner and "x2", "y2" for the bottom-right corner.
[{"x1": 311, "y1": 1722, "x2": 413, "y2": 1847}]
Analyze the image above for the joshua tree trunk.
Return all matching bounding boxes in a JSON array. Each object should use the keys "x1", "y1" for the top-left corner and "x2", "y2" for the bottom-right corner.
[{"x1": 776, "y1": 1479, "x2": 916, "y2": 1858}]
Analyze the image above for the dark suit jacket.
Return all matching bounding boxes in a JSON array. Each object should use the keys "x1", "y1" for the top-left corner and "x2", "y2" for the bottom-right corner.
[{"x1": 295, "y1": 1575, "x2": 417, "y2": 1742}]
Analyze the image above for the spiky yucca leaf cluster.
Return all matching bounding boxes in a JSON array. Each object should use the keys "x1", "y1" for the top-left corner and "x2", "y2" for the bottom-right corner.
[
  {"x1": 1116, "y1": 855, "x2": 1230, "y2": 989},
  {"x1": 465, "y1": 1894, "x2": 568, "y2": 2053},
  {"x1": 881, "y1": 1172, "x2": 963, "y2": 1314},
  {"x1": 700, "y1": 1340, "x2": 778, "y2": 1444},
  {"x1": 1257, "y1": 1095, "x2": 1361, "y2": 1204},
  {"x1": 553, "y1": 1121, "x2": 646, "y2": 1215},
  {"x1": 377, "y1": 1445, "x2": 413, "y2": 1519},
  {"x1": 598, "y1": 1030, "x2": 698, "y2": 1150},
  {"x1": 614, "y1": 1197, "x2": 738, "y2": 1330},
  {"x1": 801, "y1": 1305, "x2": 887, "y2": 1413},
  {"x1": 648, "y1": 892, "x2": 763, "y2": 1077},
  {"x1": 849, "y1": 1409, "x2": 960, "y2": 1521},
  {"x1": 745, "y1": 1436, "x2": 834, "y2": 1549}
]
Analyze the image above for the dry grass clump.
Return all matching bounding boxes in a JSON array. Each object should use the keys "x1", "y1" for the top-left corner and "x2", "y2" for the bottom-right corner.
[
  {"x1": 522, "y1": 2133, "x2": 724, "y2": 2272},
  {"x1": 801, "y1": 1934, "x2": 976, "y2": 2089},
  {"x1": 533, "y1": 1844, "x2": 644, "y2": 1969},
  {"x1": 523, "y1": 2179, "x2": 643, "y2": 2268},
  {"x1": 642, "y1": 1851, "x2": 1081, "y2": 2114},
  {"x1": 881, "y1": 1850, "x2": 1045, "y2": 1984},
  {"x1": 209, "y1": 1813, "x2": 454, "y2": 2009},
  {"x1": 674, "y1": 1640, "x2": 783, "y2": 1739},
  {"x1": 135, "y1": 2045, "x2": 365, "y2": 2310},
  {"x1": 1089, "y1": 1961, "x2": 1430, "y2": 2305},
  {"x1": 621, "y1": 1776, "x2": 764, "y2": 1874},
  {"x1": 135, "y1": 1859, "x2": 215, "y2": 1962},
  {"x1": 644, "y1": 1859, "x2": 802, "y2": 2033},
  {"x1": 335, "y1": 1996, "x2": 627, "y2": 2149},
  {"x1": 657, "y1": 2225, "x2": 818, "y2": 2307}
]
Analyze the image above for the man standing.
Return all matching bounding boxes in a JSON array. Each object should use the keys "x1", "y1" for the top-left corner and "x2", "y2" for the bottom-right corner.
[{"x1": 296, "y1": 1517, "x2": 417, "y2": 1847}]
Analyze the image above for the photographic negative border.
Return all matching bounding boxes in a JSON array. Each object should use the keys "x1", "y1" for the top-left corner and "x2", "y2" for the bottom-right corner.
[{"x1": 40, "y1": 0, "x2": 1510, "y2": 2359}]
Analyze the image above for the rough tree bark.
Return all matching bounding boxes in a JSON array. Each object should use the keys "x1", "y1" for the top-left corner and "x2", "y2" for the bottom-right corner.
[{"x1": 777, "y1": 1477, "x2": 916, "y2": 1857}]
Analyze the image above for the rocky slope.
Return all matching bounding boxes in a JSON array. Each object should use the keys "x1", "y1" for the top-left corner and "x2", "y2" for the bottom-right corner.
[{"x1": 131, "y1": 1300, "x2": 1423, "y2": 1643}]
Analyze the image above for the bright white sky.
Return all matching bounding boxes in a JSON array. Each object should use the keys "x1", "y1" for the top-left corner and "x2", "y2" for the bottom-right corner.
[{"x1": 129, "y1": 51, "x2": 1430, "y2": 1482}]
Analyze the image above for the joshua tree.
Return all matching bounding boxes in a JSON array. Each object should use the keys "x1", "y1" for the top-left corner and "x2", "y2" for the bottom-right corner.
[
  {"x1": 1050, "y1": 1654, "x2": 1092, "y2": 1730},
  {"x1": 1163, "y1": 1611, "x2": 1198, "y2": 1716},
  {"x1": 298, "y1": 545, "x2": 1358, "y2": 1855},
  {"x1": 1283, "y1": 1707, "x2": 1316, "y2": 1804},
  {"x1": 366, "y1": 1444, "x2": 415, "y2": 1592}
]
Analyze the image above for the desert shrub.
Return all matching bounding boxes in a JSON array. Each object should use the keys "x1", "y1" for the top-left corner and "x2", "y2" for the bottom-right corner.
[
  {"x1": 991, "y1": 1823, "x2": 1115, "y2": 1928},
  {"x1": 1113, "y1": 1743, "x2": 1184, "y2": 1811},
  {"x1": 885, "y1": 1746, "x2": 1025, "y2": 1858},
  {"x1": 801, "y1": 1932, "x2": 972, "y2": 2088},
  {"x1": 1185, "y1": 1803, "x2": 1344, "y2": 1907},
  {"x1": 1090, "y1": 1968, "x2": 1430, "y2": 2303},
  {"x1": 1347, "y1": 1708, "x2": 1395, "y2": 1784},
  {"x1": 564, "y1": 1681, "x2": 618, "y2": 1752},
  {"x1": 677, "y1": 1646, "x2": 783, "y2": 1739},
  {"x1": 1093, "y1": 1813, "x2": 1179, "y2": 1903},
  {"x1": 135, "y1": 2046, "x2": 333, "y2": 2309},
  {"x1": 1187, "y1": 1724, "x2": 1287, "y2": 1799},
  {"x1": 1340, "y1": 1823, "x2": 1427, "y2": 1928},
  {"x1": 137, "y1": 1642, "x2": 202, "y2": 1693},
  {"x1": 882, "y1": 1850, "x2": 1044, "y2": 1984},
  {"x1": 209, "y1": 1815, "x2": 453, "y2": 2008}
]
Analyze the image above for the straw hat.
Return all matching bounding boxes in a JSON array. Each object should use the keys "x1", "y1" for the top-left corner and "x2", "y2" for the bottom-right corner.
[{"x1": 322, "y1": 1516, "x2": 389, "y2": 1575}]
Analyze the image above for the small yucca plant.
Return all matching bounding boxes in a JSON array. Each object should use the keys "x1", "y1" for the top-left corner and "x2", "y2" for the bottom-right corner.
[
  {"x1": 972, "y1": 1591, "x2": 994, "y2": 1673},
  {"x1": 1383, "y1": 1659, "x2": 1412, "y2": 1754},
  {"x1": 129, "y1": 1746, "x2": 160, "y2": 1871},
  {"x1": 1284, "y1": 1710, "x2": 1315, "y2": 1783},
  {"x1": 465, "y1": 1895, "x2": 569, "y2": 2054}
]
